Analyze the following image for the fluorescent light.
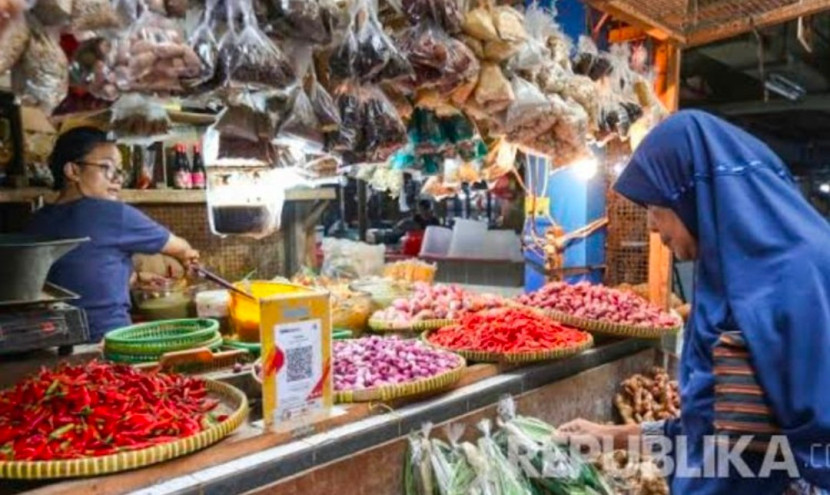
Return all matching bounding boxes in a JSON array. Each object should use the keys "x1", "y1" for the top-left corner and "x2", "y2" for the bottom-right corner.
[
  {"x1": 571, "y1": 156, "x2": 599, "y2": 181},
  {"x1": 819, "y1": 183, "x2": 830, "y2": 194}
]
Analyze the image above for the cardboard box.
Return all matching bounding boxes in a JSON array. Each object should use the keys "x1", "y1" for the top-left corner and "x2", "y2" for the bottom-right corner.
[{"x1": 259, "y1": 284, "x2": 332, "y2": 430}]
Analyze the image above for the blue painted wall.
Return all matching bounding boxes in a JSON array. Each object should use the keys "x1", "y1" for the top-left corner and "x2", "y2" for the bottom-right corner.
[{"x1": 523, "y1": 154, "x2": 607, "y2": 292}]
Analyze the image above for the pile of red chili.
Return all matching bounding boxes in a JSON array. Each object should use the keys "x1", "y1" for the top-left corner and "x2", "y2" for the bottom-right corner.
[
  {"x1": 0, "y1": 361, "x2": 225, "y2": 461},
  {"x1": 427, "y1": 307, "x2": 590, "y2": 353}
]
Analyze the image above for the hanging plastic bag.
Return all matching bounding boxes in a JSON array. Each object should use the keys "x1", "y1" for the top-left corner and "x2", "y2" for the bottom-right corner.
[
  {"x1": 12, "y1": 19, "x2": 68, "y2": 114},
  {"x1": 207, "y1": 167, "x2": 285, "y2": 239},
  {"x1": 261, "y1": 0, "x2": 336, "y2": 45},
  {"x1": 183, "y1": 0, "x2": 222, "y2": 93},
  {"x1": 31, "y1": 0, "x2": 71, "y2": 26},
  {"x1": 410, "y1": 107, "x2": 448, "y2": 156},
  {"x1": 321, "y1": 238, "x2": 385, "y2": 278},
  {"x1": 504, "y1": 77, "x2": 557, "y2": 147},
  {"x1": 364, "y1": 86, "x2": 407, "y2": 163},
  {"x1": 309, "y1": 78, "x2": 341, "y2": 133},
  {"x1": 536, "y1": 61, "x2": 569, "y2": 95},
  {"x1": 493, "y1": 5, "x2": 526, "y2": 42},
  {"x1": 69, "y1": 37, "x2": 119, "y2": 101},
  {"x1": 164, "y1": 0, "x2": 188, "y2": 17},
  {"x1": 561, "y1": 74, "x2": 599, "y2": 130},
  {"x1": 552, "y1": 94, "x2": 589, "y2": 166},
  {"x1": 0, "y1": 0, "x2": 26, "y2": 19},
  {"x1": 110, "y1": 94, "x2": 171, "y2": 144},
  {"x1": 227, "y1": 0, "x2": 295, "y2": 91},
  {"x1": 399, "y1": 23, "x2": 479, "y2": 93},
  {"x1": 0, "y1": 13, "x2": 30, "y2": 75},
  {"x1": 401, "y1": 0, "x2": 463, "y2": 34},
  {"x1": 573, "y1": 35, "x2": 612, "y2": 80},
  {"x1": 481, "y1": 137, "x2": 516, "y2": 181},
  {"x1": 326, "y1": 82, "x2": 364, "y2": 155},
  {"x1": 110, "y1": 9, "x2": 202, "y2": 94},
  {"x1": 421, "y1": 175, "x2": 459, "y2": 200},
  {"x1": 473, "y1": 63, "x2": 514, "y2": 113},
  {"x1": 509, "y1": 3, "x2": 555, "y2": 75},
  {"x1": 204, "y1": 98, "x2": 276, "y2": 166},
  {"x1": 70, "y1": 0, "x2": 122, "y2": 31},
  {"x1": 462, "y1": 1, "x2": 499, "y2": 42},
  {"x1": 329, "y1": 0, "x2": 411, "y2": 84},
  {"x1": 368, "y1": 164, "x2": 404, "y2": 198},
  {"x1": 275, "y1": 88, "x2": 324, "y2": 153}
]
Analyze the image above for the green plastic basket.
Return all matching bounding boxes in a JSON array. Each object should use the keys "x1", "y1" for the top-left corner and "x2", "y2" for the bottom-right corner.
[
  {"x1": 103, "y1": 319, "x2": 222, "y2": 363},
  {"x1": 105, "y1": 319, "x2": 219, "y2": 344}
]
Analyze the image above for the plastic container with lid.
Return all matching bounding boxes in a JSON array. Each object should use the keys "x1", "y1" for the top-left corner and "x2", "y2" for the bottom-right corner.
[
  {"x1": 229, "y1": 280, "x2": 325, "y2": 342},
  {"x1": 419, "y1": 226, "x2": 452, "y2": 258},
  {"x1": 195, "y1": 289, "x2": 231, "y2": 334}
]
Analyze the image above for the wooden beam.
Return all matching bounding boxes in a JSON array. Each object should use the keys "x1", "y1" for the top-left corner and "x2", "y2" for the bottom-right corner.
[
  {"x1": 608, "y1": 26, "x2": 649, "y2": 43},
  {"x1": 687, "y1": 0, "x2": 830, "y2": 47},
  {"x1": 585, "y1": 0, "x2": 686, "y2": 43},
  {"x1": 649, "y1": 43, "x2": 682, "y2": 310}
]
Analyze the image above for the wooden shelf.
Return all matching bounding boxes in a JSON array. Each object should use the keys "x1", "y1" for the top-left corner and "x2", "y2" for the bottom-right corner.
[{"x1": 0, "y1": 187, "x2": 336, "y2": 205}]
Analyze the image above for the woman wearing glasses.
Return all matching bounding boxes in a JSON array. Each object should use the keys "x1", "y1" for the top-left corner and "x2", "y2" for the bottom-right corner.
[{"x1": 25, "y1": 126, "x2": 200, "y2": 342}]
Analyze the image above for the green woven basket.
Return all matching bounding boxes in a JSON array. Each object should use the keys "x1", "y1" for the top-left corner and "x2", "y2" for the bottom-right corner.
[
  {"x1": 0, "y1": 379, "x2": 248, "y2": 479},
  {"x1": 105, "y1": 336, "x2": 225, "y2": 364},
  {"x1": 104, "y1": 319, "x2": 222, "y2": 363},
  {"x1": 105, "y1": 319, "x2": 220, "y2": 345}
]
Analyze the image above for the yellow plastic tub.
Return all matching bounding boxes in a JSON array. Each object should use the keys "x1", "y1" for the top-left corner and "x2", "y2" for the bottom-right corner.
[{"x1": 229, "y1": 281, "x2": 311, "y2": 342}]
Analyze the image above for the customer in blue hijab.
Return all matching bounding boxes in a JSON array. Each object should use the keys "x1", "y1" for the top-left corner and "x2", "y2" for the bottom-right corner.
[{"x1": 559, "y1": 110, "x2": 830, "y2": 493}]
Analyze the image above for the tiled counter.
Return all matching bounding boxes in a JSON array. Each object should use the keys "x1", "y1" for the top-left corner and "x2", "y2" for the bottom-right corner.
[{"x1": 135, "y1": 339, "x2": 656, "y2": 495}]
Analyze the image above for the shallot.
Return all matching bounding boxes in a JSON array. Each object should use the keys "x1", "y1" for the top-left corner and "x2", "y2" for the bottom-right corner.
[
  {"x1": 517, "y1": 281, "x2": 680, "y2": 329},
  {"x1": 371, "y1": 283, "x2": 506, "y2": 324},
  {"x1": 333, "y1": 336, "x2": 462, "y2": 392}
]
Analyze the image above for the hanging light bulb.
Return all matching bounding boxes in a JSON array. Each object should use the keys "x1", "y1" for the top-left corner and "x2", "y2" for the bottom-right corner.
[{"x1": 570, "y1": 156, "x2": 599, "y2": 181}]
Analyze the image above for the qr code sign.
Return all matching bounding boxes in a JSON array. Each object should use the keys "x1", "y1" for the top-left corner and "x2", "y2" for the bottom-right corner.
[{"x1": 286, "y1": 346, "x2": 313, "y2": 383}]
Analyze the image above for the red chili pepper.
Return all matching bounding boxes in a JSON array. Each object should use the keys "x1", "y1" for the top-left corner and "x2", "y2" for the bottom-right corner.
[
  {"x1": 0, "y1": 361, "x2": 220, "y2": 461},
  {"x1": 428, "y1": 307, "x2": 589, "y2": 354}
]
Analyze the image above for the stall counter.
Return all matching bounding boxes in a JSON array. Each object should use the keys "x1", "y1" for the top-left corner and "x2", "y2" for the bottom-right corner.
[{"x1": 0, "y1": 338, "x2": 655, "y2": 495}]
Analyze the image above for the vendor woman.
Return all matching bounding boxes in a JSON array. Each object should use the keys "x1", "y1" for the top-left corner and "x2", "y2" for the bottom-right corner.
[
  {"x1": 26, "y1": 127, "x2": 200, "y2": 342},
  {"x1": 558, "y1": 111, "x2": 830, "y2": 493}
]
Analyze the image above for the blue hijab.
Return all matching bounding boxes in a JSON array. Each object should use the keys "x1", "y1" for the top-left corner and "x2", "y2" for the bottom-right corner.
[{"x1": 615, "y1": 110, "x2": 830, "y2": 489}]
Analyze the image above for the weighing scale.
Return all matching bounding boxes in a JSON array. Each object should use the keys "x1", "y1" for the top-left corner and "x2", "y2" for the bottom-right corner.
[{"x1": 0, "y1": 235, "x2": 91, "y2": 355}]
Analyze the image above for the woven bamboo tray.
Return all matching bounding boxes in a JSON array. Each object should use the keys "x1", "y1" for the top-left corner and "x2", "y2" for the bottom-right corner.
[
  {"x1": 421, "y1": 330, "x2": 594, "y2": 363},
  {"x1": 367, "y1": 317, "x2": 456, "y2": 333},
  {"x1": 0, "y1": 379, "x2": 249, "y2": 480},
  {"x1": 251, "y1": 357, "x2": 466, "y2": 404},
  {"x1": 543, "y1": 309, "x2": 682, "y2": 339}
]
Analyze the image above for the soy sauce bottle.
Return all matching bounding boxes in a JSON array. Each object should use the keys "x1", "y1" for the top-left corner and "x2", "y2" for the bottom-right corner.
[
  {"x1": 191, "y1": 144, "x2": 206, "y2": 190},
  {"x1": 173, "y1": 144, "x2": 192, "y2": 190}
]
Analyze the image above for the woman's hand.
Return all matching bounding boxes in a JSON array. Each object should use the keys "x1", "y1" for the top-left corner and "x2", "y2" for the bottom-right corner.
[
  {"x1": 182, "y1": 248, "x2": 200, "y2": 267},
  {"x1": 162, "y1": 235, "x2": 200, "y2": 268},
  {"x1": 556, "y1": 418, "x2": 641, "y2": 451}
]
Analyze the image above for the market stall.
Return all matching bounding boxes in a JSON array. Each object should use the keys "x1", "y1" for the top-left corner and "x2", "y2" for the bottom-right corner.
[{"x1": 0, "y1": 0, "x2": 739, "y2": 493}]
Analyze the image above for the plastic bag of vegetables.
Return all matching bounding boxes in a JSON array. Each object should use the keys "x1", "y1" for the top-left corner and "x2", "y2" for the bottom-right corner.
[
  {"x1": 495, "y1": 396, "x2": 614, "y2": 495},
  {"x1": 404, "y1": 425, "x2": 436, "y2": 495},
  {"x1": 430, "y1": 424, "x2": 477, "y2": 495},
  {"x1": 471, "y1": 419, "x2": 534, "y2": 495}
]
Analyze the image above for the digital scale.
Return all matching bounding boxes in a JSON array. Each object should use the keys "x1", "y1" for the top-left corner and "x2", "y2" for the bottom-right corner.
[
  {"x1": 0, "y1": 283, "x2": 90, "y2": 355},
  {"x1": 0, "y1": 235, "x2": 91, "y2": 355}
]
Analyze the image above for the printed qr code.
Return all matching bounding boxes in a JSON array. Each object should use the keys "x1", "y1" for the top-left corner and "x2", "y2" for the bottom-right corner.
[{"x1": 286, "y1": 346, "x2": 313, "y2": 383}]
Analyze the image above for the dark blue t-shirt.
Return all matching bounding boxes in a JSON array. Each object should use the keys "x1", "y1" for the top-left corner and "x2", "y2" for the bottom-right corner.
[{"x1": 26, "y1": 198, "x2": 170, "y2": 341}]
